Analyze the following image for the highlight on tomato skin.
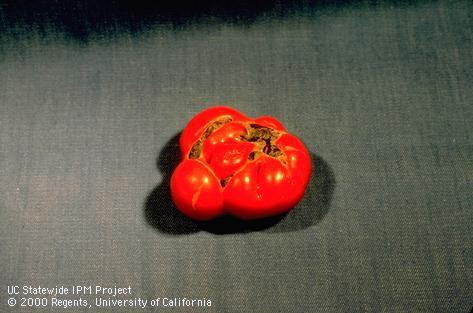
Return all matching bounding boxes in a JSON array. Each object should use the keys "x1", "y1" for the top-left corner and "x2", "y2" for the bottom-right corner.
[{"x1": 170, "y1": 105, "x2": 312, "y2": 221}]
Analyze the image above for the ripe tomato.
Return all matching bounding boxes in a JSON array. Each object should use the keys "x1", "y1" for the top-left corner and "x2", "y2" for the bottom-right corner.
[{"x1": 170, "y1": 106, "x2": 312, "y2": 221}]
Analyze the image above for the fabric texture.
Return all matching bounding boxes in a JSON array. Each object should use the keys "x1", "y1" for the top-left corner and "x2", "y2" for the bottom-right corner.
[{"x1": 0, "y1": 1, "x2": 472, "y2": 312}]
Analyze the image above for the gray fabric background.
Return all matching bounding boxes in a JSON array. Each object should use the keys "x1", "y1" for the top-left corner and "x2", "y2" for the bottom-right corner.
[{"x1": 0, "y1": 1, "x2": 472, "y2": 312}]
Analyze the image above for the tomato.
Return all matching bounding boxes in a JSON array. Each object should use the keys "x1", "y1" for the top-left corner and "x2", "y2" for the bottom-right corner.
[{"x1": 170, "y1": 106, "x2": 312, "y2": 221}]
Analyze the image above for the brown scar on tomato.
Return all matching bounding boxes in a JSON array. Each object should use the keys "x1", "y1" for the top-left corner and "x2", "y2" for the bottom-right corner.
[
  {"x1": 189, "y1": 119, "x2": 287, "y2": 188},
  {"x1": 241, "y1": 124, "x2": 285, "y2": 160},
  {"x1": 188, "y1": 117, "x2": 233, "y2": 159},
  {"x1": 220, "y1": 176, "x2": 232, "y2": 187}
]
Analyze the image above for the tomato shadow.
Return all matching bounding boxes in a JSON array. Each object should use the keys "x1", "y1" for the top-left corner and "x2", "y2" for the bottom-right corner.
[
  {"x1": 144, "y1": 133, "x2": 335, "y2": 235},
  {"x1": 144, "y1": 133, "x2": 200, "y2": 234}
]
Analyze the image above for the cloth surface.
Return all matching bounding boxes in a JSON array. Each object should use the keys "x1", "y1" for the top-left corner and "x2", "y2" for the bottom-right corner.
[{"x1": 0, "y1": 1, "x2": 472, "y2": 312}]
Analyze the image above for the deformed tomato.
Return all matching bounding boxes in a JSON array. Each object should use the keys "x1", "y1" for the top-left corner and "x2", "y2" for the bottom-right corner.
[{"x1": 170, "y1": 106, "x2": 312, "y2": 221}]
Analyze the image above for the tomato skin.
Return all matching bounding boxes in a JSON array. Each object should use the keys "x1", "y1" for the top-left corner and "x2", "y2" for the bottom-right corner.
[
  {"x1": 170, "y1": 106, "x2": 312, "y2": 221},
  {"x1": 170, "y1": 159, "x2": 224, "y2": 221},
  {"x1": 224, "y1": 156, "x2": 294, "y2": 219},
  {"x1": 206, "y1": 142, "x2": 254, "y2": 180}
]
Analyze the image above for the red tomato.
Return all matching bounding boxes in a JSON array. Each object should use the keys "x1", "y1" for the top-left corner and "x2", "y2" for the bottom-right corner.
[{"x1": 170, "y1": 106, "x2": 312, "y2": 221}]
